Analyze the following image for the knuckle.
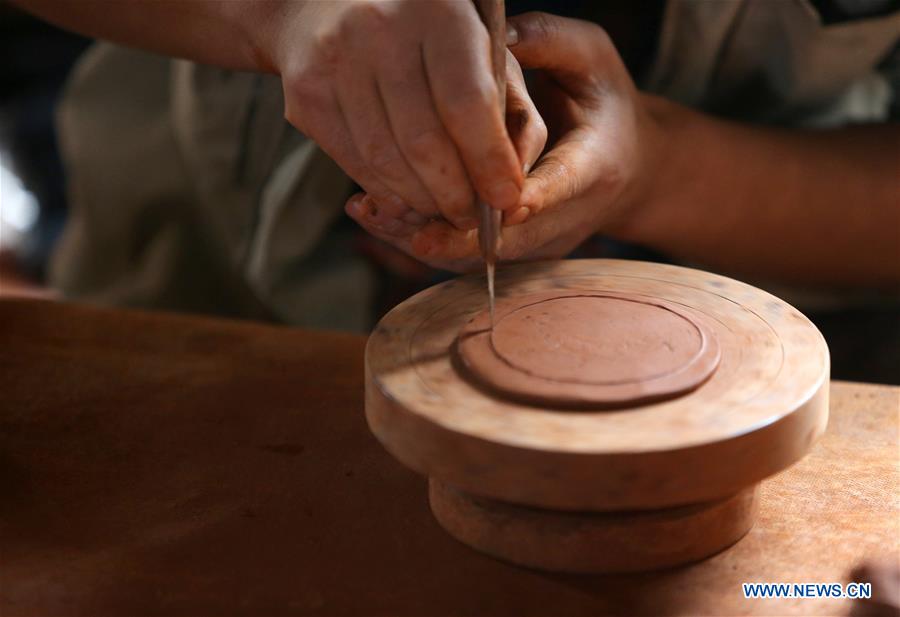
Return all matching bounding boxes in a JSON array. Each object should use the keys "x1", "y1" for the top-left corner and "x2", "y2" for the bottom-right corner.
[
  {"x1": 358, "y1": 1, "x2": 391, "y2": 22},
  {"x1": 313, "y1": 29, "x2": 343, "y2": 67},
  {"x1": 351, "y1": 1, "x2": 396, "y2": 35},
  {"x1": 521, "y1": 11, "x2": 558, "y2": 44},
  {"x1": 582, "y1": 23, "x2": 615, "y2": 63},
  {"x1": 588, "y1": 23, "x2": 614, "y2": 50}
]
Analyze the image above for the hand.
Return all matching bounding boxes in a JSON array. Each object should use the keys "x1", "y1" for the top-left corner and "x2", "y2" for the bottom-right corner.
[
  {"x1": 508, "y1": 11, "x2": 652, "y2": 226},
  {"x1": 269, "y1": 0, "x2": 525, "y2": 230},
  {"x1": 345, "y1": 49, "x2": 549, "y2": 271},
  {"x1": 345, "y1": 11, "x2": 656, "y2": 272}
]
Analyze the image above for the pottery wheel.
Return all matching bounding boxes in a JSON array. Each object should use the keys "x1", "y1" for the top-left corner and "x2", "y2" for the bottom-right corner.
[
  {"x1": 456, "y1": 291, "x2": 721, "y2": 408},
  {"x1": 365, "y1": 259, "x2": 829, "y2": 573}
]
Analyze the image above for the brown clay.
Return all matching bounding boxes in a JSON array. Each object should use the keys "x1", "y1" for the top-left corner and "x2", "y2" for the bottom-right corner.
[{"x1": 456, "y1": 291, "x2": 721, "y2": 407}]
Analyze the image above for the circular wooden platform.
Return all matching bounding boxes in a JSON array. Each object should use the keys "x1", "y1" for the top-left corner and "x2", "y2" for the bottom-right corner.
[
  {"x1": 429, "y1": 480, "x2": 759, "y2": 574},
  {"x1": 365, "y1": 259, "x2": 829, "y2": 572}
]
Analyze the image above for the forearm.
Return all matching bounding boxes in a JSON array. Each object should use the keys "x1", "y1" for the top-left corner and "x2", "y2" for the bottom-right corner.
[
  {"x1": 10, "y1": 0, "x2": 286, "y2": 73},
  {"x1": 622, "y1": 95, "x2": 900, "y2": 288}
]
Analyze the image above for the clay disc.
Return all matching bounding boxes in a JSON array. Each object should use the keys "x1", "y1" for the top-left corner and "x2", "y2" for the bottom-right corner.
[{"x1": 456, "y1": 291, "x2": 721, "y2": 408}]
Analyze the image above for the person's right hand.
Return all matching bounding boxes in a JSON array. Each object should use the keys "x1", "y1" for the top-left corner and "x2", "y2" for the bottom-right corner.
[{"x1": 265, "y1": 0, "x2": 525, "y2": 230}]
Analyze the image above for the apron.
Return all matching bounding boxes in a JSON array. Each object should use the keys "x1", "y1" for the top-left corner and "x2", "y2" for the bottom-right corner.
[{"x1": 50, "y1": 0, "x2": 900, "y2": 330}]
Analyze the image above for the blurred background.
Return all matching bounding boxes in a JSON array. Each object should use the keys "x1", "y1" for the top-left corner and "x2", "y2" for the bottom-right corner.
[
  {"x1": 0, "y1": 1, "x2": 897, "y2": 385},
  {"x1": 0, "y1": 2, "x2": 88, "y2": 293}
]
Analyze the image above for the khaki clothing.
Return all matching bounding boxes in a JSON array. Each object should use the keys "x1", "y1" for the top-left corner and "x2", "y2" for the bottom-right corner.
[
  {"x1": 650, "y1": 0, "x2": 899, "y2": 125},
  {"x1": 51, "y1": 0, "x2": 900, "y2": 330}
]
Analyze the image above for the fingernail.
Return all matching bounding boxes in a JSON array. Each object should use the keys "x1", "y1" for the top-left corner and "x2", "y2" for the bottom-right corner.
[
  {"x1": 506, "y1": 23, "x2": 519, "y2": 46},
  {"x1": 345, "y1": 195, "x2": 366, "y2": 217},
  {"x1": 487, "y1": 180, "x2": 520, "y2": 211}
]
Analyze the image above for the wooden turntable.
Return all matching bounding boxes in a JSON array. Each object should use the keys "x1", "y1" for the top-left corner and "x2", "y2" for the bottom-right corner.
[{"x1": 365, "y1": 259, "x2": 829, "y2": 573}]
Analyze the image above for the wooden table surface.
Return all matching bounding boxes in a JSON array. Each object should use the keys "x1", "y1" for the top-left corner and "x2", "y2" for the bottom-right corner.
[{"x1": 1, "y1": 299, "x2": 897, "y2": 616}]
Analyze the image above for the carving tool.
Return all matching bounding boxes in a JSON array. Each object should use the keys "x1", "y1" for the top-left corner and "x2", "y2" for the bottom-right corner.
[{"x1": 474, "y1": 0, "x2": 506, "y2": 327}]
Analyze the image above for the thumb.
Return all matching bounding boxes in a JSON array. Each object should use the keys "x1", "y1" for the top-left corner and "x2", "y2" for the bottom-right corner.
[
  {"x1": 518, "y1": 127, "x2": 600, "y2": 218},
  {"x1": 507, "y1": 12, "x2": 612, "y2": 73},
  {"x1": 505, "y1": 50, "x2": 547, "y2": 174}
]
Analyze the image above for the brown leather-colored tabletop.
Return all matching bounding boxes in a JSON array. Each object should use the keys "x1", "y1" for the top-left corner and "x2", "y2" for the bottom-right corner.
[{"x1": 1, "y1": 299, "x2": 897, "y2": 616}]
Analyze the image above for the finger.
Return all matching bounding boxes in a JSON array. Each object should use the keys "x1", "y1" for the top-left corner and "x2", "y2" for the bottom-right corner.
[
  {"x1": 407, "y1": 204, "x2": 584, "y2": 269},
  {"x1": 423, "y1": 6, "x2": 523, "y2": 212},
  {"x1": 503, "y1": 205, "x2": 531, "y2": 226},
  {"x1": 412, "y1": 198, "x2": 593, "y2": 265},
  {"x1": 375, "y1": 46, "x2": 478, "y2": 230},
  {"x1": 501, "y1": 216, "x2": 589, "y2": 262},
  {"x1": 505, "y1": 50, "x2": 547, "y2": 174},
  {"x1": 402, "y1": 209, "x2": 429, "y2": 225},
  {"x1": 498, "y1": 199, "x2": 598, "y2": 263},
  {"x1": 362, "y1": 194, "x2": 428, "y2": 235},
  {"x1": 411, "y1": 219, "x2": 480, "y2": 262},
  {"x1": 506, "y1": 11, "x2": 612, "y2": 78},
  {"x1": 503, "y1": 53, "x2": 547, "y2": 228},
  {"x1": 285, "y1": 87, "x2": 409, "y2": 217},
  {"x1": 334, "y1": 71, "x2": 438, "y2": 217},
  {"x1": 347, "y1": 194, "x2": 481, "y2": 273},
  {"x1": 517, "y1": 127, "x2": 606, "y2": 219},
  {"x1": 345, "y1": 193, "x2": 418, "y2": 239}
]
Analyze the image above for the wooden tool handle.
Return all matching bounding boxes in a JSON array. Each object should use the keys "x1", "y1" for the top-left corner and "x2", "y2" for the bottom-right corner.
[{"x1": 473, "y1": 0, "x2": 506, "y2": 266}]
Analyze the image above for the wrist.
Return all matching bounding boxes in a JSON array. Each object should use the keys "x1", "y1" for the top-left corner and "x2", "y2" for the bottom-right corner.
[
  {"x1": 610, "y1": 93, "x2": 691, "y2": 244},
  {"x1": 227, "y1": 0, "x2": 293, "y2": 75}
]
